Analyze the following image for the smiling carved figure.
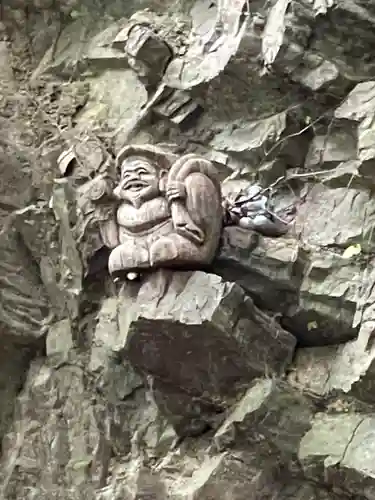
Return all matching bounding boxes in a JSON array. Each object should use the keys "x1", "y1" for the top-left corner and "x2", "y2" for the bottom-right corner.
[{"x1": 98, "y1": 144, "x2": 223, "y2": 279}]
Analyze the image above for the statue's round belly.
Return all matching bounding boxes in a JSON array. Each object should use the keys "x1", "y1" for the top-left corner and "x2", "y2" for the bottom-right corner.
[{"x1": 117, "y1": 199, "x2": 170, "y2": 233}]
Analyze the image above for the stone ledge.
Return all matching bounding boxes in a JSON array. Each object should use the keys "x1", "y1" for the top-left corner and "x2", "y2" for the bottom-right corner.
[
  {"x1": 117, "y1": 270, "x2": 296, "y2": 406},
  {"x1": 216, "y1": 227, "x2": 362, "y2": 346}
]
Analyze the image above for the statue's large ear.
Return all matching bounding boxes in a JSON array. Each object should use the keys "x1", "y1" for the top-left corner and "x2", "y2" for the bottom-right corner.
[{"x1": 158, "y1": 169, "x2": 168, "y2": 193}]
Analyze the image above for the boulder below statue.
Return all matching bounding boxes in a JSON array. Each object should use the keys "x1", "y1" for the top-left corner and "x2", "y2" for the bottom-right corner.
[{"x1": 93, "y1": 270, "x2": 296, "y2": 433}]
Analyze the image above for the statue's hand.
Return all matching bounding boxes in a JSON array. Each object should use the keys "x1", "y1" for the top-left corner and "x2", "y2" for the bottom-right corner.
[{"x1": 166, "y1": 181, "x2": 186, "y2": 203}]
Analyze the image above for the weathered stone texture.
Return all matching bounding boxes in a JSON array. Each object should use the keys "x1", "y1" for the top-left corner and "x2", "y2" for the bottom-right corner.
[
  {"x1": 216, "y1": 227, "x2": 303, "y2": 313},
  {"x1": 3, "y1": 0, "x2": 375, "y2": 498},
  {"x1": 120, "y1": 271, "x2": 295, "y2": 396},
  {"x1": 87, "y1": 270, "x2": 296, "y2": 436},
  {"x1": 299, "y1": 413, "x2": 375, "y2": 498},
  {"x1": 0, "y1": 351, "x2": 176, "y2": 499},
  {"x1": 213, "y1": 378, "x2": 314, "y2": 458},
  {"x1": 217, "y1": 228, "x2": 363, "y2": 346},
  {"x1": 0, "y1": 226, "x2": 51, "y2": 344}
]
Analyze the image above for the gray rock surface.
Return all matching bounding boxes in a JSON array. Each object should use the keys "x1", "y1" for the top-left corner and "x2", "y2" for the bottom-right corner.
[
  {"x1": 213, "y1": 378, "x2": 314, "y2": 458},
  {"x1": 120, "y1": 270, "x2": 295, "y2": 394},
  {"x1": 2, "y1": 0, "x2": 375, "y2": 498},
  {"x1": 90, "y1": 270, "x2": 296, "y2": 436},
  {"x1": 0, "y1": 224, "x2": 52, "y2": 344},
  {"x1": 217, "y1": 227, "x2": 362, "y2": 346},
  {"x1": 299, "y1": 413, "x2": 375, "y2": 498}
]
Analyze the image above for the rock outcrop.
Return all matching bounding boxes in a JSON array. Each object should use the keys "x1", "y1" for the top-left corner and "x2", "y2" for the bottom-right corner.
[{"x1": 2, "y1": 0, "x2": 375, "y2": 498}]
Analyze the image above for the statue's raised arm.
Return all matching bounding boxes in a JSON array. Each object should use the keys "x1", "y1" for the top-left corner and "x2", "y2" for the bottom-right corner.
[
  {"x1": 100, "y1": 144, "x2": 222, "y2": 280},
  {"x1": 166, "y1": 153, "x2": 222, "y2": 246}
]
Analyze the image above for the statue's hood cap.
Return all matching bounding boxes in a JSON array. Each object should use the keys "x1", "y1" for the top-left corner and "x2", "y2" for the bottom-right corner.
[{"x1": 116, "y1": 144, "x2": 178, "y2": 171}]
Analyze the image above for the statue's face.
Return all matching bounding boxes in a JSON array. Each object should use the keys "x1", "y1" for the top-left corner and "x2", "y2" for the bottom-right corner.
[{"x1": 117, "y1": 157, "x2": 159, "y2": 200}]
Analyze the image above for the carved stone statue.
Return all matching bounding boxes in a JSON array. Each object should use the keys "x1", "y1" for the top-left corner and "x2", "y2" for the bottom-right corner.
[{"x1": 89, "y1": 144, "x2": 223, "y2": 280}]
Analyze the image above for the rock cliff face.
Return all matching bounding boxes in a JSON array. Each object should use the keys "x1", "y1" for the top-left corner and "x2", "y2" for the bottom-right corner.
[{"x1": 2, "y1": 0, "x2": 375, "y2": 498}]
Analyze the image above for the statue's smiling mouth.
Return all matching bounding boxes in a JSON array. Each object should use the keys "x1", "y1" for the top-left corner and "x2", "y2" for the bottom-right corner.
[{"x1": 124, "y1": 180, "x2": 149, "y2": 191}]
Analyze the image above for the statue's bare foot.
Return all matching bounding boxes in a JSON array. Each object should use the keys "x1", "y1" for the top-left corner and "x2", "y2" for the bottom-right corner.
[
  {"x1": 149, "y1": 237, "x2": 179, "y2": 266},
  {"x1": 150, "y1": 234, "x2": 204, "y2": 267},
  {"x1": 108, "y1": 243, "x2": 150, "y2": 274}
]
